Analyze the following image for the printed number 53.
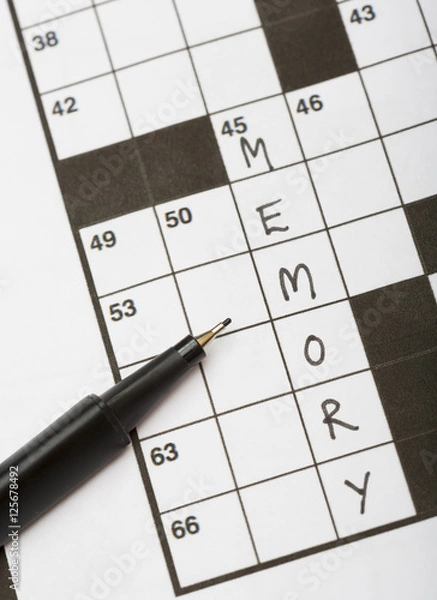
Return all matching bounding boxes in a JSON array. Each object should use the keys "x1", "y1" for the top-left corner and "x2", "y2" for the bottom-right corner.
[{"x1": 109, "y1": 299, "x2": 137, "y2": 321}]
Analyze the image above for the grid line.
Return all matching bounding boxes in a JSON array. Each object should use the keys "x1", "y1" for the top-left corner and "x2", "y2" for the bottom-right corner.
[
  {"x1": 20, "y1": 0, "x2": 119, "y2": 31},
  {"x1": 417, "y1": 0, "x2": 437, "y2": 59},
  {"x1": 135, "y1": 342, "x2": 437, "y2": 446},
  {"x1": 90, "y1": 0, "x2": 134, "y2": 138},
  {"x1": 159, "y1": 438, "x2": 399, "y2": 516},
  {"x1": 160, "y1": 0, "x2": 263, "y2": 565},
  {"x1": 95, "y1": 202, "x2": 414, "y2": 304}
]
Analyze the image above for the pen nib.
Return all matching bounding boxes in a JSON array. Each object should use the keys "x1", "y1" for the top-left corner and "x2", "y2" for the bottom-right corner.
[{"x1": 195, "y1": 318, "x2": 232, "y2": 349}]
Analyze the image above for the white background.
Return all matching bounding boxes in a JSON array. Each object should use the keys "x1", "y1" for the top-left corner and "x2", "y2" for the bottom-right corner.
[{"x1": 0, "y1": 2, "x2": 436, "y2": 599}]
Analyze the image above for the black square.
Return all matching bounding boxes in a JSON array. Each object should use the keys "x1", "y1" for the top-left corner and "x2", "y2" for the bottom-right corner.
[
  {"x1": 373, "y1": 350, "x2": 437, "y2": 440},
  {"x1": 137, "y1": 117, "x2": 228, "y2": 205},
  {"x1": 255, "y1": 0, "x2": 333, "y2": 26},
  {"x1": 261, "y1": 7, "x2": 357, "y2": 92},
  {"x1": 57, "y1": 140, "x2": 150, "y2": 229},
  {"x1": 350, "y1": 277, "x2": 437, "y2": 367},
  {"x1": 397, "y1": 431, "x2": 437, "y2": 514},
  {"x1": 405, "y1": 195, "x2": 437, "y2": 275}
]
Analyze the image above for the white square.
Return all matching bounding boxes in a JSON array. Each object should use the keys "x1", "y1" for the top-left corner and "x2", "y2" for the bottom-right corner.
[
  {"x1": 117, "y1": 51, "x2": 206, "y2": 135},
  {"x1": 14, "y1": 0, "x2": 92, "y2": 28},
  {"x1": 254, "y1": 232, "x2": 347, "y2": 318},
  {"x1": 419, "y1": 0, "x2": 437, "y2": 43},
  {"x1": 241, "y1": 469, "x2": 336, "y2": 561},
  {"x1": 429, "y1": 273, "x2": 437, "y2": 303},
  {"x1": 331, "y1": 209, "x2": 423, "y2": 295},
  {"x1": 41, "y1": 75, "x2": 131, "y2": 159},
  {"x1": 296, "y1": 372, "x2": 392, "y2": 463},
  {"x1": 320, "y1": 444, "x2": 415, "y2": 535},
  {"x1": 233, "y1": 165, "x2": 324, "y2": 249},
  {"x1": 385, "y1": 121, "x2": 437, "y2": 204},
  {"x1": 164, "y1": 493, "x2": 256, "y2": 587},
  {"x1": 155, "y1": 186, "x2": 247, "y2": 270},
  {"x1": 80, "y1": 208, "x2": 171, "y2": 297},
  {"x1": 310, "y1": 141, "x2": 401, "y2": 226},
  {"x1": 219, "y1": 396, "x2": 313, "y2": 487},
  {"x1": 276, "y1": 300, "x2": 369, "y2": 391},
  {"x1": 176, "y1": 0, "x2": 261, "y2": 45},
  {"x1": 23, "y1": 10, "x2": 110, "y2": 93},
  {"x1": 286, "y1": 73, "x2": 378, "y2": 159},
  {"x1": 100, "y1": 277, "x2": 188, "y2": 367},
  {"x1": 141, "y1": 419, "x2": 234, "y2": 512},
  {"x1": 191, "y1": 29, "x2": 281, "y2": 113},
  {"x1": 120, "y1": 364, "x2": 213, "y2": 438},
  {"x1": 176, "y1": 254, "x2": 268, "y2": 334},
  {"x1": 210, "y1": 97, "x2": 302, "y2": 181},
  {"x1": 339, "y1": 0, "x2": 429, "y2": 67},
  {"x1": 362, "y1": 50, "x2": 437, "y2": 135},
  {"x1": 203, "y1": 325, "x2": 290, "y2": 413},
  {"x1": 97, "y1": 0, "x2": 185, "y2": 69}
]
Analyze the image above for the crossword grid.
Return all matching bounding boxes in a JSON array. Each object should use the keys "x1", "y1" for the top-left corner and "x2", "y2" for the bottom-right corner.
[{"x1": 9, "y1": 0, "x2": 437, "y2": 594}]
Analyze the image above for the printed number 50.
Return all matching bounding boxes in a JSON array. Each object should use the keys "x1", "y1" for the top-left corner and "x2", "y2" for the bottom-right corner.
[{"x1": 165, "y1": 207, "x2": 192, "y2": 228}]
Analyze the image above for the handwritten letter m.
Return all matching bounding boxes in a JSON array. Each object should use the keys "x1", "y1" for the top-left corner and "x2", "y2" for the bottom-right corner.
[{"x1": 279, "y1": 264, "x2": 316, "y2": 301}]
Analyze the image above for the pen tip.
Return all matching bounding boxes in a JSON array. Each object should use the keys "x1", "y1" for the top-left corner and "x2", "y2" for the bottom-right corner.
[{"x1": 195, "y1": 318, "x2": 232, "y2": 348}]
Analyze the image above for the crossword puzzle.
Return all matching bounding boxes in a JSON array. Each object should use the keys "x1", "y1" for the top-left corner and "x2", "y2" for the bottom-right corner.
[{"x1": 8, "y1": 0, "x2": 437, "y2": 594}]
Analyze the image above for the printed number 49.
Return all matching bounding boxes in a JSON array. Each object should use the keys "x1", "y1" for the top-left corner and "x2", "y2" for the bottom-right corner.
[
  {"x1": 91, "y1": 231, "x2": 116, "y2": 251},
  {"x1": 350, "y1": 5, "x2": 376, "y2": 24}
]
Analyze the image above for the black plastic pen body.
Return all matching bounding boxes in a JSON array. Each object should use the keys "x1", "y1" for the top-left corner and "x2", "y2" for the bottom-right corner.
[{"x1": 0, "y1": 334, "x2": 206, "y2": 547}]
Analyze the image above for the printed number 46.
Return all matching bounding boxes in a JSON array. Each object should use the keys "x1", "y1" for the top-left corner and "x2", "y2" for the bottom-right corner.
[{"x1": 297, "y1": 95, "x2": 323, "y2": 115}]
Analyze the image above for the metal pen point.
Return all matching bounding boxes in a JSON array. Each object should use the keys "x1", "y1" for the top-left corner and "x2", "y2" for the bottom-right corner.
[
  {"x1": 0, "y1": 318, "x2": 232, "y2": 547},
  {"x1": 195, "y1": 317, "x2": 232, "y2": 348}
]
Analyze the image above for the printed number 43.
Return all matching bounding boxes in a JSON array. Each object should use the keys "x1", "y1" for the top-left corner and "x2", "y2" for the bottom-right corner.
[{"x1": 350, "y1": 5, "x2": 376, "y2": 24}]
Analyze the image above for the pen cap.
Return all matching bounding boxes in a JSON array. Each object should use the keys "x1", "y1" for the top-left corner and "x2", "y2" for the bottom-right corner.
[
  {"x1": 100, "y1": 337, "x2": 206, "y2": 433},
  {"x1": 0, "y1": 394, "x2": 129, "y2": 547}
]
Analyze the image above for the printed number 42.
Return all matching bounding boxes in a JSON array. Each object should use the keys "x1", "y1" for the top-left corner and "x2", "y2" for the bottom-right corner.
[{"x1": 53, "y1": 97, "x2": 78, "y2": 116}]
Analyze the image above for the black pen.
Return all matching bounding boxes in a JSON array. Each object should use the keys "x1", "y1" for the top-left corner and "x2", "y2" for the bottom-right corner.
[{"x1": 0, "y1": 319, "x2": 231, "y2": 547}]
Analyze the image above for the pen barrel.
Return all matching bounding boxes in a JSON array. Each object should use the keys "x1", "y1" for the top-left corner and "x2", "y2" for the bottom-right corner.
[
  {"x1": 0, "y1": 394, "x2": 130, "y2": 547},
  {"x1": 100, "y1": 340, "x2": 205, "y2": 433}
]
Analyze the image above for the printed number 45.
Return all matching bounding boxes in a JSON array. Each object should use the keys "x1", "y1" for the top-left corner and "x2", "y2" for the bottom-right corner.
[{"x1": 221, "y1": 117, "x2": 247, "y2": 136}]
